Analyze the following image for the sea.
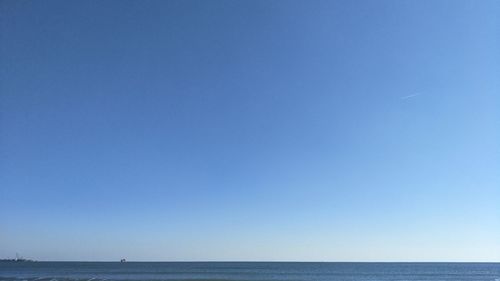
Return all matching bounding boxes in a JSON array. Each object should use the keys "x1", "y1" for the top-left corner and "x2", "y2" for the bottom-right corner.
[{"x1": 0, "y1": 262, "x2": 499, "y2": 281}]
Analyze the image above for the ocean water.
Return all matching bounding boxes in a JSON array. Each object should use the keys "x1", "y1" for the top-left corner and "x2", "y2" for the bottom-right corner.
[{"x1": 0, "y1": 262, "x2": 499, "y2": 281}]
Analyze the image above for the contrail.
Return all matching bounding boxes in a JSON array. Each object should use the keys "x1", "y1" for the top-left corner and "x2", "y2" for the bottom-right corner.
[{"x1": 400, "y1": 93, "x2": 421, "y2": 100}]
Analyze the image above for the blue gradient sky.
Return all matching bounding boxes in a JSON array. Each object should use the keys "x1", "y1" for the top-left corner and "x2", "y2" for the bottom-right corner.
[{"x1": 1, "y1": 0, "x2": 499, "y2": 261}]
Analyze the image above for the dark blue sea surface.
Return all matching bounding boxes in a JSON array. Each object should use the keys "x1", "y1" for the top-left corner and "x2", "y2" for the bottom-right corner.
[{"x1": 0, "y1": 262, "x2": 499, "y2": 281}]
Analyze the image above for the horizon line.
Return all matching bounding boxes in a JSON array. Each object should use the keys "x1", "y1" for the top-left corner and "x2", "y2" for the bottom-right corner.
[{"x1": 14, "y1": 260, "x2": 500, "y2": 263}]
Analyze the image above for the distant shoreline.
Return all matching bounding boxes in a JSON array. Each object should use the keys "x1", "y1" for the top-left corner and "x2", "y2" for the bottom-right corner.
[
  {"x1": 0, "y1": 259, "x2": 35, "y2": 262},
  {"x1": 1, "y1": 260, "x2": 498, "y2": 263}
]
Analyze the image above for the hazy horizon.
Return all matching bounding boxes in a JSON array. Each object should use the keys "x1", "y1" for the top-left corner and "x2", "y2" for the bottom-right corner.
[{"x1": 1, "y1": 0, "x2": 499, "y2": 262}]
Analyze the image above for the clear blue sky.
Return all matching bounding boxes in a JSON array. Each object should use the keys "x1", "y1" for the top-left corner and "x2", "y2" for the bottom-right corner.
[{"x1": 0, "y1": 0, "x2": 498, "y2": 262}]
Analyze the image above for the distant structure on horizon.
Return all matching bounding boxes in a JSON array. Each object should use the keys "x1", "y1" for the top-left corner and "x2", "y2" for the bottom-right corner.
[{"x1": 0, "y1": 253, "x2": 35, "y2": 262}]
